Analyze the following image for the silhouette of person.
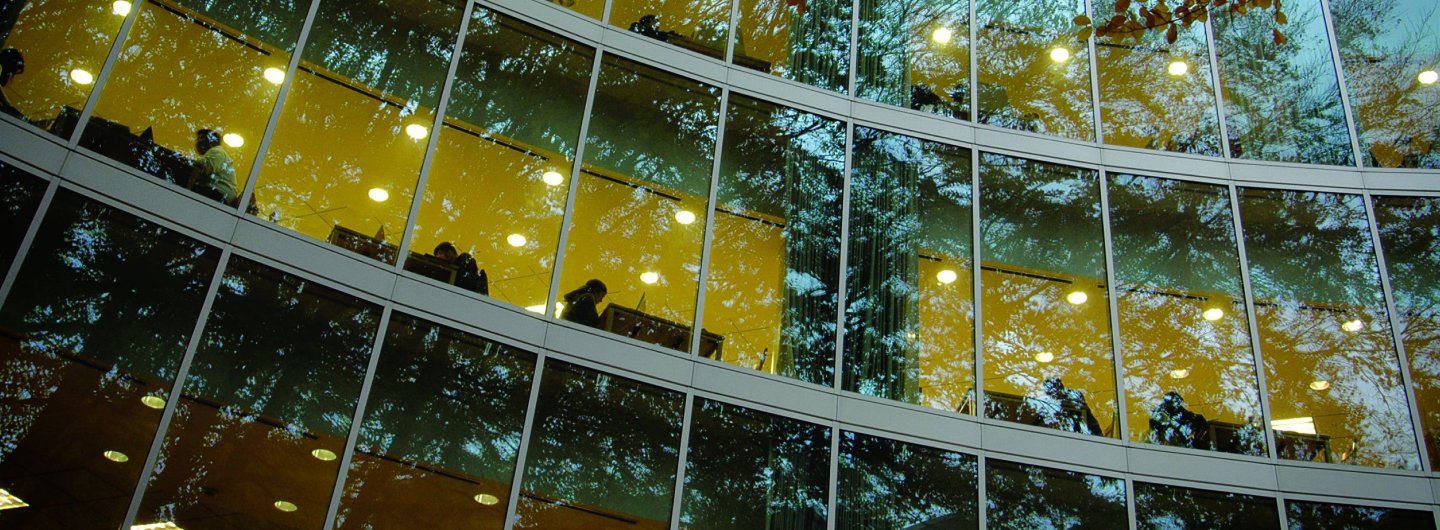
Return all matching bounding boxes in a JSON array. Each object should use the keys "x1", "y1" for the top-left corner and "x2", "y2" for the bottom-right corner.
[
  {"x1": 1, "y1": 48, "x2": 25, "y2": 118},
  {"x1": 433, "y1": 242, "x2": 488, "y2": 295},
  {"x1": 1042, "y1": 377, "x2": 1104, "y2": 435},
  {"x1": 190, "y1": 129, "x2": 236, "y2": 204},
  {"x1": 1148, "y1": 391, "x2": 1212, "y2": 450},
  {"x1": 560, "y1": 279, "x2": 608, "y2": 328}
]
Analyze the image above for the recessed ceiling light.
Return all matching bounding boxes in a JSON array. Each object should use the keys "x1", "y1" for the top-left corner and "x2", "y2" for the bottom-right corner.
[
  {"x1": 936, "y1": 269, "x2": 958, "y2": 284},
  {"x1": 1202, "y1": 307, "x2": 1224, "y2": 321},
  {"x1": 675, "y1": 210, "x2": 697, "y2": 225},
  {"x1": 506, "y1": 234, "x2": 527, "y2": 247},
  {"x1": 1167, "y1": 60, "x2": 1189, "y2": 76},
  {"x1": 1168, "y1": 368, "x2": 1190, "y2": 379},
  {"x1": 1271, "y1": 416, "x2": 1316, "y2": 434},
  {"x1": 473, "y1": 493, "x2": 501, "y2": 505},
  {"x1": 70, "y1": 68, "x2": 95, "y2": 85},
  {"x1": 131, "y1": 523, "x2": 184, "y2": 530},
  {"x1": 1309, "y1": 380, "x2": 1331, "y2": 391},
  {"x1": 542, "y1": 170, "x2": 564, "y2": 186},
  {"x1": 141, "y1": 395, "x2": 167, "y2": 409},
  {"x1": 112, "y1": 0, "x2": 132, "y2": 16},
  {"x1": 1066, "y1": 290, "x2": 1088, "y2": 305},
  {"x1": 311, "y1": 448, "x2": 337, "y2": 461},
  {"x1": 263, "y1": 67, "x2": 286, "y2": 85},
  {"x1": 932, "y1": 27, "x2": 953, "y2": 44},
  {"x1": 0, "y1": 489, "x2": 28, "y2": 510},
  {"x1": 1049, "y1": 47, "x2": 1071, "y2": 63},
  {"x1": 1419, "y1": 70, "x2": 1438, "y2": 85},
  {"x1": 222, "y1": 133, "x2": 244, "y2": 148},
  {"x1": 103, "y1": 450, "x2": 130, "y2": 463},
  {"x1": 1341, "y1": 319, "x2": 1363, "y2": 332},
  {"x1": 405, "y1": 123, "x2": 429, "y2": 140},
  {"x1": 368, "y1": 187, "x2": 389, "y2": 202},
  {"x1": 274, "y1": 500, "x2": 298, "y2": 512},
  {"x1": 1034, "y1": 351, "x2": 1055, "y2": 363},
  {"x1": 640, "y1": 272, "x2": 659, "y2": 284}
]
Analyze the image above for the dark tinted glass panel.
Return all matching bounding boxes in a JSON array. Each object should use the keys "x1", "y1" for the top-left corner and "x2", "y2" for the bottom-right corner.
[
  {"x1": 1373, "y1": 195, "x2": 1440, "y2": 465},
  {"x1": 0, "y1": 190, "x2": 218, "y2": 529},
  {"x1": 0, "y1": 162, "x2": 47, "y2": 276},
  {"x1": 732, "y1": 0, "x2": 852, "y2": 92},
  {"x1": 985, "y1": 459, "x2": 1126, "y2": 529},
  {"x1": 1330, "y1": 0, "x2": 1440, "y2": 169},
  {"x1": 975, "y1": 0, "x2": 1094, "y2": 139},
  {"x1": 855, "y1": 0, "x2": 971, "y2": 119},
  {"x1": 334, "y1": 313, "x2": 536, "y2": 529},
  {"x1": 1135, "y1": 482, "x2": 1279, "y2": 530},
  {"x1": 0, "y1": 0, "x2": 128, "y2": 137},
  {"x1": 1287, "y1": 500, "x2": 1435, "y2": 530},
  {"x1": 515, "y1": 360, "x2": 684, "y2": 529},
  {"x1": 681, "y1": 398, "x2": 831, "y2": 530},
  {"x1": 836, "y1": 431, "x2": 978, "y2": 530},
  {"x1": 132, "y1": 257, "x2": 381, "y2": 529}
]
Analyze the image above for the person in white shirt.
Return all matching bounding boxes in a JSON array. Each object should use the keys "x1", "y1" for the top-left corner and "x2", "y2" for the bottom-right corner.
[{"x1": 190, "y1": 128, "x2": 236, "y2": 204}]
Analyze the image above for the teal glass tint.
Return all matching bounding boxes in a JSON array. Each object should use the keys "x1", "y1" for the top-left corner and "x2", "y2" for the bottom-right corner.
[
  {"x1": 732, "y1": 0, "x2": 852, "y2": 92},
  {"x1": 132, "y1": 257, "x2": 382, "y2": 529},
  {"x1": 845, "y1": 127, "x2": 975, "y2": 409},
  {"x1": 985, "y1": 459, "x2": 1127, "y2": 529},
  {"x1": 1286, "y1": 500, "x2": 1436, "y2": 529},
  {"x1": 703, "y1": 93, "x2": 845, "y2": 384},
  {"x1": 334, "y1": 312, "x2": 537, "y2": 529},
  {"x1": 1373, "y1": 195, "x2": 1440, "y2": 465},
  {"x1": 0, "y1": 161, "x2": 47, "y2": 276},
  {"x1": 0, "y1": 189, "x2": 219, "y2": 529},
  {"x1": 854, "y1": 0, "x2": 971, "y2": 118},
  {"x1": 1330, "y1": 0, "x2": 1440, "y2": 168},
  {"x1": 681, "y1": 398, "x2": 831, "y2": 530},
  {"x1": 975, "y1": 0, "x2": 1094, "y2": 139},
  {"x1": 515, "y1": 360, "x2": 684, "y2": 528},
  {"x1": 836, "y1": 431, "x2": 978, "y2": 530}
]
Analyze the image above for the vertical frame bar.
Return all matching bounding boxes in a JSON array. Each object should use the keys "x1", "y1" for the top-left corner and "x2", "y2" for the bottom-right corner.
[
  {"x1": 1083, "y1": 0, "x2": 1103, "y2": 145},
  {"x1": 543, "y1": 50, "x2": 606, "y2": 319},
  {"x1": 1125, "y1": 476, "x2": 1139, "y2": 530},
  {"x1": 688, "y1": 87, "x2": 732, "y2": 356},
  {"x1": 1098, "y1": 170, "x2": 1129, "y2": 440},
  {"x1": 321, "y1": 306, "x2": 396, "y2": 529},
  {"x1": 1202, "y1": 13, "x2": 1231, "y2": 161},
  {"x1": 976, "y1": 453, "x2": 988, "y2": 530},
  {"x1": 846, "y1": 0, "x2": 860, "y2": 97},
  {"x1": 825, "y1": 424, "x2": 842, "y2": 530},
  {"x1": 970, "y1": 144, "x2": 984, "y2": 417},
  {"x1": 1229, "y1": 184, "x2": 1281, "y2": 462},
  {"x1": 667, "y1": 392, "x2": 699, "y2": 529},
  {"x1": 502, "y1": 354, "x2": 551, "y2": 530},
  {"x1": 833, "y1": 121, "x2": 856, "y2": 389},
  {"x1": 65, "y1": 0, "x2": 145, "y2": 147},
  {"x1": 1315, "y1": 0, "x2": 1366, "y2": 169},
  {"x1": 0, "y1": 177, "x2": 58, "y2": 307}
]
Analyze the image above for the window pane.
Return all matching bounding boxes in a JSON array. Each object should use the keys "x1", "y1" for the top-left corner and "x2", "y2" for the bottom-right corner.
[
  {"x1": 1110, "y1": 174, "x2": 1266, "y2": 456},
  {"x1": 703, "y1": 94, "x2": 844, "y2": 384},
  {"x1": 681, "y1": 398, "x2": 831, "y2": 530},
  {"x1": 516, "y1": 360, "x2": 684, "y2": 529},
  {"x1": 1214, "y1": 0, "x2": 1353, "y2": 165},
  {"x1": 0, "y1": 0, "x2": 128, "y2": 137},
  {"x1": 556, "y1": 54, "x2": 718, "y2": 352},
  {"x1": 0, "y1": 190, "x2": 219, "y2": 528},
  {"x1": 609, "y1": 0, "x2": 729, "y2": 60},
  {"x1": 846, "y1": 127, "x2": 974, "y2": 410},
  {"x1": 335, "y1": 313, "x2": 536, "y2": 529},
  {"x1": 407, "y1": 8, "x2": 593, "y2": 310},
  {"x1": 837, "y1": 431, "x2": 978, "y2": 530},
  {"x1": 550, "y1": 0, "x2": 604, "y2": 21},
  {"x1": 1286, "y1": 500, "x2": 1435, "y2": 530},
  {"x1": 254, "y1": 0, "x2": 463, "y2": 264},
  {"x1": 732, "y1": 0, "x2": 852, "y2": 92},
  {"x1": 855, "y1": 0, "x2": 971, "y2": 119},
  {"x1": 132, "y1": 257, "x2": 382, "y2": 529},
  {"x1": 1330, "y1": 0, "x2": 1440, "y2": 169},
  {"x1": 78, "y1": 0, "x2": 306, "y2": 204},
  {"x1": 1135, "y1": 482, "x2": 1279, "y2": 530},
  {"x1": 985, "y1": 459, "x2": 1127, "y2": 529},
  {"x1": 1239, "y1": 188, "x2": 1419, "y2": 469},
  {"x1": 1093, "y1": 0, "x2": 1222, "y2": 155},
  {"x1": 1373, "y1": 195, "x2": 1440, "y2": 465},
  {"x1": 0, "y1": 161, "x2": 47, "y2": 277},
  {"x1": 975, "y1": 0, "x2": 1094, "y2": 140},
  {"x1": 980, "y1": 152, "x2": 1115, "y2": 437}
]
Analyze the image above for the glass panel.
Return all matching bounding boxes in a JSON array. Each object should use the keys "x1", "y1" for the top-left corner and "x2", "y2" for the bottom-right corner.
[
  {"x1": 132, "y1": 257, "x2": 382, "y2": 529},
  {"x1": 1213, "y1": 0, "x2": 1354, "y2": 165},
  {"x1": 78, "y1": 0, "x2": 307, "y2": 204},
  {"x1": 1330, "y1": 0, "x2": 1440, "y2": 168},
  {"x1": 985, "y1": 459, "x2": 1127, "y2": 529},
  {"x1": 1286, "y1": 500, "x2": 1436, "y2": 530},
  {"x1": 1093, "y1": 0, "x2": 1221, "y2": 155},
  {"x1": 1239, "y1": 188, "x2": 1419, "y2": 469},
  {"x1": 1135, "y1": 482, "x2": 1279, "y2": 530},
  {"x1": 854, "y1": 0, "x2": 971, "y2": 119},
  {"x1": 0, "y1": 161, "x2": 47, "y2": 276},
  {"x1": 732, "y1": 0, "x2": 852, "y2": 92},
  {"x1": 680, "y1": 398, "x2": 831, "y2": 530},
  {"x1": 407, "y1": 8, "x2": 593, "y2": 309},
  {"x1": 334, "y1": 312, "x2": 536, "y2": 529},
  {"x1": 1373, "y1": 195, "x2": 1440, "y2": 465},
  {"x1": 836, "y1": 430, "x2": 978, "y2": 530},
  {"x1": 1110, "y1": 174, "x2": 1266, "y2": 456},
  {"x1": 703, "y1": 94, "x2": 844, "y2": 384},
  {"x1": 254, "y1": 0, "x2": 463, "y2": 264},
  {"x1": 515, "y1": 360, "x2": 684, "y2": 529},
  {"x1": 610, "y1": 0, "x2": 729, "y2": 60},
  {"x1": 0, "y1": 0, "x2": 128, "y2": 137},
  {"x1": 975, "y1": 0, "x2": 1094, "y2": 139},
  {"x1": 549, "y1": 0, "x2": 604, "y2": 22},
  {"x1": 980, "y1": 152, "x2": 1115, "y2": 437},
  {"x1": 556, "y1": 54, "x2": 718, "y2": 352},
  {"x1": 0, "y1": 190, "x2": 219, "y2": 529},
  {"x1": 846, "y1": 127, "x2": 974, "y2": 410}
]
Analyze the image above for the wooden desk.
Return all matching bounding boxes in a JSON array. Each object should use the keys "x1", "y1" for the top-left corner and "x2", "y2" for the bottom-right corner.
[
  {"x1": 600, "y1": 304, "x2": 722, "y2": 357},
  {"x1": 328, "y1": 225, "x2": 398, "y2": 263}
]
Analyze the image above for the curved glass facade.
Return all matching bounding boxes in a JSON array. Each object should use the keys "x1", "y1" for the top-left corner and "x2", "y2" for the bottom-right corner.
[{"x1": 1, "y1": 0, "x2": 1439, "y2": 527}]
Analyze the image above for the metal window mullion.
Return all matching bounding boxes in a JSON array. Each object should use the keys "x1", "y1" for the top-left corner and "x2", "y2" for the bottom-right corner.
[
  {"x1": 971, "y1": 146, "x2": 984, "y2": 419},
  {"x1": 969, "y1": 0, "x2": 978, "y2": 122},
  {"x1": 1098, "y1": 171, "x2": 1129, "y2": 442},
  {"x1": 601, "y1": 0, "x2": 614, "y2": 25},
  {"x1": 0, "y1": 178, "x2": 58, "y2": 308},
  {"x1": 1315, "y1": 0, "x2": 1366, "y2": 169},
  {"x1": 65, "y1": 0, "x2": 145, "y2": 147},
  {"x1": 725, "y1": 0, "x2": 741, "y2": 64},
  {"x1": 1125, "y1": 476, "x2": 1138, "y2": 530},
  {"x1": 502, "y1": 354, "x2": 551, "y2": 530},
  {"x1": 976, "y1": 453, "x2": 988, "y2": 530},
  {"x1": 825, "y1": 422, "x2": 841, "y2": 530},
  {"x1": 847, "y1": 0, "x2": 860, "y2": 97},
  {"x1": 393, "y1": 1, "x2": 477, "y2": 275},
  {"x1": 1362, "y1": 191, "x2": 1432, "y2": 472},
  {"x1": 1203, "y1": 14, "x2": 1231, "y2": 161},
  {"x1": 832, "y1": 122, "x2": 856, "y2": 389},
  {"x1": 1228, "y1": 184, "x2": 1281, "y2": 463},
  {"x1": 666, "y1": 392, "x2": 698, "y2": 530},
  {"x1": 688, "y1": 87, "x2": 732, "y2": 355},
  {"x1": 118, "y1": 248, "x2": 234, "y2": 530},
  {"x1": 1083, "y1": 0, "x2": 1103, "y2": 145},
  {"x1": 543, "y1": 50, "x2": 606, "y2": 319},
  {"x1": 322, "y1": 306, "x2": 396, "y2": 530},
  {"x1": 1276, "y1": 495, "x2": 1291, "y2": 529}
]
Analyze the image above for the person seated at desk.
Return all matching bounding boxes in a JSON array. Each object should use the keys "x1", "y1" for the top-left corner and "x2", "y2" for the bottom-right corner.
[
  {"x1": 433, "y1": 242, "x2": 488, "y2": 295},
  {"x1": 559, "y1": 279, "x2": 607, "y2": 328},
  {"x1": 189, "y1": 129, "x2": 236, "y2": 204},
  {"x1": 1148, "y1": 391, "x2": 1212, "y2": 450},
  {"x1": 0, "y1": 48, "x2": 25, "y2": 119},
  {"x1": 1041, "y1": 377, "x2": 1104, "y2": 436}
]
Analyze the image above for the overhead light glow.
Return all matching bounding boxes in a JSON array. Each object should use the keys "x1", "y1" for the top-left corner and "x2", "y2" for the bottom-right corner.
[
  {"x1": 263, "y1": 67, "x2": 286, "y2": 85},
  {"x1": 1049, "y1": 47, "x2": 1071, "y2": 63},
  {"x1": 640, "y1": 272, "x2": 659, "y2": 284},
  {"x1": 1341, "y1": 319, "x2": 1364, "y2": 332},
  {"x1": 932, "y1": 27, "x2": 953, "y2": 44},
  {"x1": 1270, "y1": 416, "x2": 1316, "y2": 434},
  {"x1": 112, "y1": 0, "x2": 132, "y2": 16},
  {"x1": 474, "y1": 493, "x2": 501, "y2": 505},
  {"x1": 368, "y1": 187, "x2": 389, "y2": 202},
  {"x1": 274, "y1": 500, "x2": 299, "y2": 512},
  {"x1": 405, "y1": 123, "x2": 429, "y2": 140},
  {"x1": 1202, "y1": 307, "x2": 1224, "y2": 321},
  {"x1": 222, "y1": 133, "x2": 244, "y2": 148},
  {"x1": 103, "y1": 450, "x2": 130, "y2": 463},
  {"x1": 141, "y1": 395, "x2": 167, "y2": 409},
  {"x1": 506, "y1": 233, "x2": 527, "y2": 247},
  {"x1": 1309, "y1": 380, "x2": 1331, "y2": 391},
  {"x1": 1034, "y1": 351, "x2": 1055, "y2": 363},
  {"x1": 1419, "y1": 70, "x2": 1438, "y2": 85},
  {"x1": 1167, "y1": 60, "x2": 1189, "y2": 76},
  {"x1": 542, "y1": 170, "x2": 565, "y2": 186},
  {"x1": 70, "y1": 68, "x2": 95, "y2": 85},
  {"x1": 131, "y1": 523, "x2": 184, "y2": 530},
  {"x1": 311, "y1": 448, "x2": 337, "y2": 461},
  {"x1": 675, "y1": 210, "x2": 697, "y2": 225},
  {"x1": 1168, "y1": 368, "x2": 1190, "y2": 379},
  {"x1": 1066, "y1": 290, "x2": 1088, "y2": 305},
  {"x1": 0, "y1": 489, "x2": 28, "y2": 510},
  {"x1": 936, "y1": 269, "x2": 958, "y2": 284}
]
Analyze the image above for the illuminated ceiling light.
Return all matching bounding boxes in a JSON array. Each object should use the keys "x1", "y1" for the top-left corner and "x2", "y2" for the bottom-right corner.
[
  {"x1": 263, "y1": 67, "x2": 286, "y2": 85},
  {"x1": 506, "y1": 234, "x2": 527, "y2": 247},
  {"x1": 1309, "y1": 380, "x2": 1331, "y2": 391},
  {"x1": 131, "y1": 523, "x2": 184, "y2": 530},
  {"x1": 1419, "y1": 70, "x2": 1438, "y2": 85},
  {"x1": 1270, "y1": 416, "x2": 1316, "y2": 434},
  {"x1": 1202, "y1": 307, "x2": 1224, "y2": 321},
  {"x1": 675, "y1": 210, "x2": 697, "y2": 225},
  {"x1": 473, "y1": 493, "x2": 501, "y2": 505},
  {"x1": 525, "y1": 304, "x2": 546, "y2": 314},
  {"x1": 103, "y1": 450, "x2": 130, "y2": 463},
  {"x1": 368, "y1": 187, "x2": 389, "y2": 202},
  {"x1": 1049, "y1": 47, "x2": 1071, "y2": 63},
  {"x1": 1341, "y1": 319, "x2": 1364, "y2": 332},
  {"x1": 1167, "y1": 60, "x2": 1189, "y2": 76},
  {"x1": 0, "y1": 489, "x2": 28, "y2": 510},
  {"x1": 404, "y1": 123, "x2": 429, "y2": 140},
  {"x1": 1034, "y1": 351, "x2": 1055, "y2": 363},
  {"x1": 936, "y1": 269, "x2": 958, "y2": 284},
  {"x1": 310, "y1": 448, "x2": 337, "y2": 461},
  {"x1": 1065, "y1": 290, "x2": 1088, "y2": 305},
  {"x1": 1168, "y1": 368, "x2": 1190, "y2": 379},
  {"x1": 112, "y1": 0, "x2": 132, "y2": 16},
  {"x1": 542, "y1": 170, "x2": 565, "y2": 186},
  {"x1": 932, "y1": 27, "x2": 953, "y2": 44},
  {"x1": 640, "y1": 272, "x2": 659, "y2": 284},
  {"x1": 141, "y1": 395, "x2": 167, "y2": 409},
  {"x1": 70, "y1": 68, "x2": 95, "y2": 85},
  {"x1": 222, "y1": 133, "x2": 244, "y2": 148},
  {"x1": 273, "y1": 500, "x2": 299, "y2": 512}
]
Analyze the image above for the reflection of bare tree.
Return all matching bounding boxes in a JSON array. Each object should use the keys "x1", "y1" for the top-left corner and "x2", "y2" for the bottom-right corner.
[
  {"x1": 976, "y1": 0, "x2": 1094, "y2": 139},
  {"x1": 854, "y1": 0, "x2": 970, "y2": 116},
  {"x1": 836, "y1": 431, "x2": 978, "y2": 529},
  {"x1": 1329, "y1": 0, "x2": 1440, "y2": 169},
  {"x1": 1373, "y1": 196, "x2": 1440, "y2": 466},
  {"x1": 985, "y1": 459, "x2": 1127, "y2": 529}
]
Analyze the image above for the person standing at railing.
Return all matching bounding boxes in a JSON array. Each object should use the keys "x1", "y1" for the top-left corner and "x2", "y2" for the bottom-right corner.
[{"x1": 190, "y1": 128, "x2": 236, "y2": 204}]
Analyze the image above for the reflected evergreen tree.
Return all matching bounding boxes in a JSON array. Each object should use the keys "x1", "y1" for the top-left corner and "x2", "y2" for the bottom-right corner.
[
  {"x1": 836, "y1": 431, "x2": 977, "y2": 530},
  {"x1": 1135, "y1": 481, "x2": 1279, "y2": 530},
  {"x1": 985, "y1": 459, "x2": 1127, "y2": 530},
  {"x1": 783, "y1": 0, "x2": 852, "y2": 92}
]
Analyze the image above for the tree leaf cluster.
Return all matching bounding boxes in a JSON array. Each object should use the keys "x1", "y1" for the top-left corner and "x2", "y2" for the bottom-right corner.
[{"x1": 1075, "y1": 0, "x2": 1289, "y2": 45}]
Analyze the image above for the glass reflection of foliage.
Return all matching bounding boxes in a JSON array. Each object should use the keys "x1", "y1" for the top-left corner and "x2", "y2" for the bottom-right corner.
[
  {"x1": 559, "y1": 54, "x2": 718, "y2": 349},
  {"x1": 133, "y1": 256, "x2": 381, "y2": 529},
  {"x1": 680, "y1": 398, "x2": 831, "y2": 530},
  {"x1": 335, "y1": 312, "x2": 535, "y2": 529},
  {"x1": 836, "y1": 431, "x2": 978, "y2": 530},
  {"x1": 704, "y1": 93, "x2": 844, "y2": 385},
  {"x1": 975, "y1": 0, "x2": 1094, "y2": 139},
  {"x1": 0, "y1": 189, "x2": 218, "y2": 529},
  {"x1": 255, "y1": 0, "x2": 463, "y2": 264},
  {"x1": 0, "y1": 0, "x2": 128, "y2": 137},
  {"x1": 1239, "y1": 188, "x2": 1418, "y2": 469},
  {"x1": 1286, "y1": 499, "x2": 1437, "y2": 530},
  {"x1": 1109, "y1": 174, "x2": 1265, "y2": 456},
  {"x1": 846, "y1": 127, "x2": 974, "y2": 410},
  {"x1": 1093, "y1": 0, "x2": 1221, "y2": 155},
  {"x1": 409, "y1": 7, "x2": 593, "y2": 310},
  {"x1": 516, "y1": 360, "x2": 683, "y2": 529},
  {"x1": 980, "y1": 152, "x2": 1115, "y2": 437},
  {"x1": 985, "y1": 459, "x2": 1127, "y2": 530},
  {"x1": 1373, "y1": 196, "x2": 1440, "y2": 465},
  {"x1": 733, "y1": 0, "x2": 852, "y2": 93},
  {"x1": 0, "y1": 161, "x2": 47, "y2": 276},
  {"x1": 1330, "y1": 0, "x2": 1440, "y2": 168},
  {"x1": 1213, "y1": 0, "x2": 1354, "y2": 165},
  {"x1": 854, "y1": 0, "x2": 971, "y2": 119},
  {"x1": 1134, "y1": 481, "x2": 1279, "y2": 530},
  {"x1": 609, "y1": 0, "x2": 729, "y2": 59},
  {"x1": 78, "y1": 0, "x2": 306, "y2": 198}
]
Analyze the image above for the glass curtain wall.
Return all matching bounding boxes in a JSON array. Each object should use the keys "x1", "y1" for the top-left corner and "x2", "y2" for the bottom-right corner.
[
  {"x1": 1134, "y1": 482, "x2": 1279, "y2": 529},
  {"x1": 1373, "y1": 195, "x2": 1440, "y2": 465},
  {"x1": 854, "y1": 0, "x2": 971, "y2": 119},
  {"x1": 975, "y1": 0, "x2": 1094, "y2": 139},
  {"x1": 1329, "y1": 0, "x2": 1440, "y2": 169},
  {"x1": 836, "y1": 431, "x2": 978, "y2": 530},
  {"x1": 0, "y1": 162, "x2": 47, "y2": 275},
  {"x1": 985, "y1": 459, "x2": 1127, "y2": 529},
  {"x1": 0, "y1": 0, "x2": 130, "y2": 138},
  {"x1": 609, "y1": 0, "x2": 729, "y2": 60},
  {"x1": 1286, "y1": 500, "x2": 1437, "y2": 529},
  {"x1": 732, "y1": 0, "x2": 852, "y2": 92}
]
